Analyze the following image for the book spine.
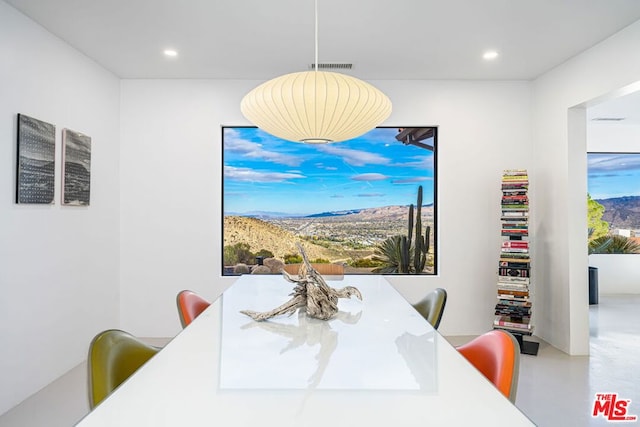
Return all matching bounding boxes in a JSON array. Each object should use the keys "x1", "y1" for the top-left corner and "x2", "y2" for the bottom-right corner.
[
  {"x1": 501, "y1": 241, "x2": 529, "y2": 249},
  {"x1": 497, "y1": 290, "x2": 530, "y2": 297},
  {"x1": 499, "y1": 262, "x2": 530, "y2": 269},
  {"x1": 499, "y1": 268, "x2": 530, "y2": 278},
  {"x1": 501, "y1": 248, "x2": 529, "y2": 253},
  {"x1": 497, "y1": 294, "x2": 530, "y2": 301},
  {"x1": 496, "y1": 300, "x2": 532, "y2": 307},
  {"x1": 494, "y1": 317, "x2": 532, "y2": 329},
  {"x1": 498, "y1": 276, "x2": 529, "y2": 285},
  {"x1": 497, "y1": 283, "x2": 529, "y2": 291}
]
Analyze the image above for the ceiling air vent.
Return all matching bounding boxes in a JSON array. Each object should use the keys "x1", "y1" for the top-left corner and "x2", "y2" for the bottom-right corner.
[
  {"x1": 591, "y1": 117, "x2": 626, "y2": 121},
  {"x1": 308, "y1": 63, "x2": 353, "y2": 70}
]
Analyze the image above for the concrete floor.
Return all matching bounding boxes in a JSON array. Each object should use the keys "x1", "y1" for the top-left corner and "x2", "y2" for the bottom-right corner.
[
  {"x1": 521, "y1": 294, "x2": 639, "y2": 426},
  {"x1": 0, "y1": 296, "x2": 638, "y2": 427}
]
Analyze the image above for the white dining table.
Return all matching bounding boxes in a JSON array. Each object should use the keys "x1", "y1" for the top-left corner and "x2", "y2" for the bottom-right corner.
[{"x1": 75, "y1": 275, "x2": 534, "y2": 426}]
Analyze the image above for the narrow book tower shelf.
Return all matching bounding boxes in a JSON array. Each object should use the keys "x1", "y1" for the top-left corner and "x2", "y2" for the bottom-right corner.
[{"x1": 495, "y1": 169, "x2": 539, "y2": 356}]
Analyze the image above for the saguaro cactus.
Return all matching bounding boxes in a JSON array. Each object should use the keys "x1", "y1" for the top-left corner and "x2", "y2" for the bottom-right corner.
[
  {"x1": 373, "y1": 185, "x2": 432, "y2": 274},
  {"x1": 399, "y1": 185, "x2": 430, "y2": 273}
]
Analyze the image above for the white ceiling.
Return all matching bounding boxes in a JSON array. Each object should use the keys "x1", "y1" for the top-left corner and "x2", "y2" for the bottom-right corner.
[
  {"x1": 5, "y1": 0, "x2": 640, "y2": 81},
  {"x1": 5, "y1": 0, "x2": 640, "y2": 122}
]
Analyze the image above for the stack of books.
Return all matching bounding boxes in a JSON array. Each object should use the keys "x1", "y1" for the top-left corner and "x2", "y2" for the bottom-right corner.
[{"x1": 494, "y1": 169, "x2": 533, "y2": 335}]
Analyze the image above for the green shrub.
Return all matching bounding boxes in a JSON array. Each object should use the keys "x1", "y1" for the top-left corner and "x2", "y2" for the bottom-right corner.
[
  {"x1": 223, "y1": 242, "x2": 255, "y2": 265},
  {"x1": 587, "y1": 194, "x2": 609, "y2": 242},
  {"x1": 349, "y1": 258, "x2": 384, "y2": 268},
  {"x1": 589, "y1": 234, "x2": 640, "y2": 254},
  {"x1": 371, "y1": 236, "x2": 404, "y2": 273},
  {"x1": 255, "y1": 249, "x2": 274, "y2": 258},
  {"x1": 223, "y1": 245, "x2": 238, "y2": 266},
  {"x1": 284, "y1": 253, "x2": 303, "y2": 264}
]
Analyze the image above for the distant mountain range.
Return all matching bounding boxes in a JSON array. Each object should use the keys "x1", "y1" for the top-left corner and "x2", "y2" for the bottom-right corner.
[
  {"x1": 306, "y1": 209, "x2": 363, "y2": 218},
  {"x1": 227, "y1": 203, "x2": 434, "y2": 219},
  {"x1": 596, "y1": 195, "x2": 640, "y2": 230},
  {"x1": 226, "y1": 211, "x2": 298, "y2": 219}
]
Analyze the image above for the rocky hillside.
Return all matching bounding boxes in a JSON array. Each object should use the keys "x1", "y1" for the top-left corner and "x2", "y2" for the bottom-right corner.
[
  {"x1": 597, "y1": 196, "x2": 640, "y2": 230},
  {"x1": 352, "y1": 204, "x2": 434, "y2": 221},
  {"x1": 223, "y1": 216, "x2": 343, "y2": 261}
]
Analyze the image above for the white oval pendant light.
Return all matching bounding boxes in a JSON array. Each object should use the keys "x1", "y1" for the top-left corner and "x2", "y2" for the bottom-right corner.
[
  {"x1": 241, "y1": 71, "x2": 391, "y2": 143},
  {"x1": 240, "y1": 0, "x2": 391, "y2": 143}
]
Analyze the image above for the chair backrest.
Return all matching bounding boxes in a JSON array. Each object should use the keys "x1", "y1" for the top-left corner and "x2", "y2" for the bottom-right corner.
[
  {"x1": 176, "y1": 290, "x2": 211, "y2": 328},
  {"x1": 412, "y1": 288, "x2": 447, "y2": 329},
  {"x1": 88, "y1": 329, "x2": 159, "y2": 409},
  {"x1": 456, "y1": 330, "x2": 520, "y2": 403}
]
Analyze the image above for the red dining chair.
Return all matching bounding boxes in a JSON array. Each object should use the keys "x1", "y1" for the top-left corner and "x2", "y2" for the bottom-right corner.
[
  {"x1": 176, "y1": 290, "x2": 211, "y2": 328},
  {"x1": 456, "y1": 329, "x2": 520, "y2": 403}
]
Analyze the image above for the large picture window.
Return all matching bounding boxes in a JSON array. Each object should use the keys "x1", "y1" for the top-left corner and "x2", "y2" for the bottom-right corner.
[
  {"x1": 587, "y1": 152, "x2": 640, "y2": 253},
  {"x1": 223, "y1": 126, "x2": 438, "y2": 274}
]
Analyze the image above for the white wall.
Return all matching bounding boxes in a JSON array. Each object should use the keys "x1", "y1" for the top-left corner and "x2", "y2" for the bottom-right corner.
[
  {"x1": 0, "y1": 1, "x2": 121, "y2": 415},
  {"x1": 589, "y1": 254, "x2": 640, "y2": 294},
  {"x1": 531, "y1": 20, "x2": 640, "y2": 354},
  {"x1": 588, "y1": 122, "x2": 640, "y2": 152},
  {"x1": 119, "y1": 79, "x2": 532, "y2": 338}
]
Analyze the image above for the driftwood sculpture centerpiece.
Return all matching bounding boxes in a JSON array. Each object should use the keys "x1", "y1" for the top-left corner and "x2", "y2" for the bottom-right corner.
[{"x1": 241, "y1": 244, "x2": 362, "y2": 321}]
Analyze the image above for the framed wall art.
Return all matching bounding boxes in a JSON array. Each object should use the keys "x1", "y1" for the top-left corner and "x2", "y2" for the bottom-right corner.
[
  {"x1": 16, "y1": 114, "x2": 56, "y2": 204},
  {"x1": 222, "y1": 126, "x2": 438, "y2": 276},
  {"x1": 61, "y1": 128, "x2": 91, "y2": 206}
]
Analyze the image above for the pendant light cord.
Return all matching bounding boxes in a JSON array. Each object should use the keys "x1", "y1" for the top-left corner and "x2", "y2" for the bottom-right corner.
[{"x1": 314, "y1": 0, "x2": 318, "y2": 71}]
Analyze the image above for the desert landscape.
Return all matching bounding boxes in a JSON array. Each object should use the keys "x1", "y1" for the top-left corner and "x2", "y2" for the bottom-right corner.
[{"x1": 223, "y1": 204, "x2": 435, "y2": 274}]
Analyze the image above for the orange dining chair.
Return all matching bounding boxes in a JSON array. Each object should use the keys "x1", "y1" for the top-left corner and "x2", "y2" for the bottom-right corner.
[
  {"x1": 88, "y1": 329, "x2": 159, "y2": 409},
  {"x1": 456, "y1": 330, "x2": 520, "y2": 403},
  {"x1": 412, "y1": 288, "x2": 447, "y2": 330},
  {"x1": 176, "y1": 290, "x2": 211, "y2": 328}
]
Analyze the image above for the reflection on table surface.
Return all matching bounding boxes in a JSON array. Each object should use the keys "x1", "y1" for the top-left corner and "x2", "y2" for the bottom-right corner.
[
  {"x1": 220, "y1": 276, "x2": 436, "y2": 391},
  {"x1": 75, "y1": 275, "x2": 534, "y2": 427}
]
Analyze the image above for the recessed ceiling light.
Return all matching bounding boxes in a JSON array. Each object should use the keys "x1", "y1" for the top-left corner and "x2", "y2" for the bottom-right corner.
[
  {"x1": 163, "y1": 49, "x2": 178, "y2": 57},
  {"x1": 483, "y1": 50, "x2": 499, "y2": 60}
]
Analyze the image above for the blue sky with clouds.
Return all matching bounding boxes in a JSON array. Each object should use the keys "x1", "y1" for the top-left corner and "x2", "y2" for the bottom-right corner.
[
  {"x1": 588, "y1": 153, "x2": 640, "y2": 200},
  {"x1": 223, "y1": 127, "x2": 435, "y2": 216}
]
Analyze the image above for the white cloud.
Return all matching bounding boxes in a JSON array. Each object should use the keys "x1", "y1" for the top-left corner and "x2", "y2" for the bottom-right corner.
[
  {"x1": 391, "y1": 177, "x2": 432, "y2": 184},
  {"x1": 589, "y1": 154, "x2": 640, "y2": 173},
  {"x1": 352, "y1": 173, "x2": 388, "y2": 181},
  {"x1": 224, "y1": 166, "x2": 305, "y2": 183},
  {"x1": 317, "y1": 145, "x2": 390, "y2": 167},
  {"x1": 392, "y1": 155, "x2": 434, "y2": 170},
  {"x1": 224, "y1": 132, "x2": 302, "y2": 167}
]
